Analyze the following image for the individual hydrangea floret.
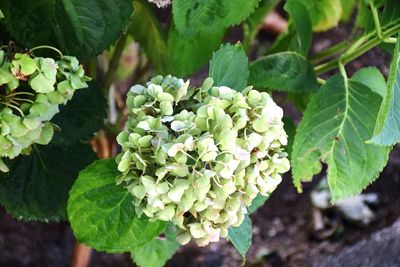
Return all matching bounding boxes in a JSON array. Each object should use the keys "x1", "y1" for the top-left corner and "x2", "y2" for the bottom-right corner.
[
  {"x1": 116, "y1": 75, "x2": 290, "y2": 246},
  {"x1": 0, "y1": 49, "x2": 90, "y2": 171}
]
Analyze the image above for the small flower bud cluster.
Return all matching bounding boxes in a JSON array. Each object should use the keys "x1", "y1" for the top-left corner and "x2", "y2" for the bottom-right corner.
[
  {"x1": 0, "y1": 49, "x2": 90, "y2": 172},
  {"x1": 116, "y1": 75, "x2": 290, "y2": 246}
]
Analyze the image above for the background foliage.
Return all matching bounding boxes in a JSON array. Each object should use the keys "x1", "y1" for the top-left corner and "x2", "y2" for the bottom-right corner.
[{"x1": 1, "y1": 0, "x2": 400, "y2": 266}]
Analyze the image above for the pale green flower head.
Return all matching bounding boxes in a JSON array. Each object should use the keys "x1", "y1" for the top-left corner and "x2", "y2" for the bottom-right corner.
[
  {"x1": 0, "y1": 48, "x2": 90, "y2": 170},
  {"x1": 116, "y1": 75, "x2": 290, "y2": 246}
]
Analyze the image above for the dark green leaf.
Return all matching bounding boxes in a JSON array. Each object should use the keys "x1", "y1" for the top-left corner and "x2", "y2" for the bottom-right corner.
[
  {"x1": 0, "y1": 143, "x2": 96, "y2": 221},
  {"x1": 340, "y1": 0, "x2": 356, "y2": 21},
  {"x1": 369, "y1": 36, "x2": 400, "y2": 145},
  {"x1": 249, "y1": 52, "x2": 318, "y2": 92},
  {"x1": 68, "y1": 159, "x2": 166, "y2": 253},
  {"x1": 209, "y1": 43, "x2": 249, "y2": 91},
  {"x1": 287, "y1": 93, "x2": 313, "y2": 112},
  {"x1": 291, "y1": 0, "x2": 342, "y2": 32},
  {"x1": 283, "y1": 116, "x2": 296, "y2": 157},
  {"x1": 266, "y1": 29, "x2": 298, "y2": 55},
  {"x1": 352, "y1": 67, "x2": 387, "y2": 97},
  {"x1": 356, "y1": 0, "x2": 374, "y2": 30},
  {"x1": 172, "y1": 0, "x2": 260, "y2": 36},
  {"x1": 243, "y1": 0, "x2": 278, "y2": 50},
  {"x1": 51, "y1": 81, "x2": 106, "y2": 146},
  {"x1": 131, "y1": 224, "x2": 180, "y2": 267},
  {"x1": 248, "y1": 194, "x2": 269, "y2": 214},
  {"x1": 381, "y1": 0, "x2": 400, "y2": 27},
  {"x1": 129, "y1": 0, "x2": 168, "y2": 73},
  {"x1": 292, "y1": 74, "x2": 390, "y2": 201},
  {"x1": 168, "y1": 27, "x2": 225, "y2": 76},
  {"x1": 0, "y1": 0, "x2": 133, "y2": 59},
  {"x1": 228, "y1": 215, "x2": 252, "y2": 258},
  {"x1": 284, "y1": 1, "x2": 312, "y2": 56},
  {"x1": 0, "y1": 82, "x2": 102, "y2": 221},
  {"x1": 357, "y1": 0, "x2": 400, "y2": 32},
  {"x1": 380, "y1": 42, "x2": 395, "y2": 56}
]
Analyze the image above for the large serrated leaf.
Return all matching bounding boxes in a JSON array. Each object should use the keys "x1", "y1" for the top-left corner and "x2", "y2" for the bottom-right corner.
[
  {"x1": 228, "y1": 215, "x2": 252, "y2": 258},
  {"x1": 289, "y1": 0, "x2": 342, "y2": 32},
  {"x1": 284, "y1": 1, "x2": 312, "y2": 56},
  {"x1": 0, "y1": 82, "x2": 104, "y2": 221},
  {"x1": 51, "y1": 81, "x2": 106, "y2": 146},
  {"x1": 351, "y1": 67, "x2": 387, "y2": 97},
  {"x1": 248, "y1": 194, "x2": 269, "y2": 214},
  {"x1": 209, "y1": 43, "x2": 249, "y2": 91},
  {"x1": 381, "y1": 0, "x2": 400, "y2": 27},
  {"x1": 131, "y1": 224, "x2": 180, "y2": 267},
  {"x1": 292, "y1": 74, "x2": 390, "y2": 201},
  {"x1": 68, "y1": 159, "x2": 166, "y2": 253},
  {"x1": 129, "y1": 0, "x2": 168, "y2": 74},
  {"x1": 172, "y1": 0, "x2": 260, "y2": 36},
  {"x1": 339, "y1": 0, "x2": 356, "y2": 22},
  {"x1": 249, "y1": 52, "x2": 318, "y2": 92},
  {"x1": 168, "y1": 26, "x2": 225, "y2": 76},
  {"x1": 0, "y1": 0, "x2": 133, "y2": 59},
  {"x1": 243, "y1": 0, "x2": 278, "y2": 50},
  {"x1": 0, "y1": 143, "x2": 95, "y2": 221},
  {"x1": 369, "y1": 36, "x2": 400, "y2": 145}
]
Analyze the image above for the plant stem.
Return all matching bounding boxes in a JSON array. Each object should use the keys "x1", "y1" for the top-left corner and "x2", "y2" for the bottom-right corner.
[
  {"x1": 0, "y1": 101, "x2": 24, "y2": 116},
  {"x1": 338, "y1": 61, "x2": 348, "y2": 80},
  {"x1": 30, "y1": 45, "x2": 63, "y2": 57},
  {"x1": 310, "y1": 41, "x2": 349, "y2": 63},
  {"x1": 317, "y1": 77, "x2": 326, "y2": 85},
  {"x1": 314, "y1": 24, "x2": 400, "y2": 75},
  {"x1": 370, "y1": 0, "x2": 397, "y2": 44},
  {"x1": 70, "y1": 243, "x2": 92, "y2": 267},
  {"x1": 5, "y1": 91, "x2": 34, "y2": 97},
  {"x1": 102, "y1": 33, "x2": 128, "y2": 97},
  {"x1": 370, "y1": 0, "x2": 383, "y2": 40},
  {"x1": 11, "y1": 97, "x2": 34, "y2": 103}
]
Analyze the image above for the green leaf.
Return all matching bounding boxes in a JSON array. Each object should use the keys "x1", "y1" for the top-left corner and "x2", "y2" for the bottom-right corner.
[
  {"x1": 352, "y1": 67, "x2": 387, "y2": 97},
  {"x1": 356, "y1": 0, "x2": 374, "y2": 30},
  {"x1": 381, "y1": 0, "x2": 400, "y2": 27},
  {"x1": 131, "y1": 224, "x2": 180, "y2": 267},
  {"x1": 129, "y1": 0, "x2": 168, "y2": 73},
  {"x1": 290, "y1": 0, "x2": 342, "y2": 32},
  {"x1": 172, "y1": 0, "x2": 260, "y2": 36},
  {"x1": 51, "y1": 81, "x2": 106, "y2": 146},
  {"x1": 0, "y1": 143, "x2": 96, "y2": 221},
  {"x1": 209, "y1": 43, "x2": 249, "y2": 91},
  {"x1": 249, "y1": 52, "x2": 319, "y2": 92},
  {"x1": 68, "y1": 159, "x2": 166, "y2": 253},
  {"x1": 0, "y1": 0, "x2": 133, "y2": 59},
  {"x1": 243, "y1": 0, "x2": 278, "y2": 51},
  {"x1": 228, "y1": 215, "x2": 252, "y2": 258},
  {"x1": 283, "y1": 116, "x2": 296, "y2": 157},
  {"x1": 369, "y1": 36, "x2": 400, "y2": 145},
  {"x1": 340, "y1": 0, "x2": 356, "y2": 21},
  {"x1": 248, "y1": 194, "x2": 269, "y2": 214},
  {"x1": 0, "y1": 81, "x2": 103, "y2": 221},
  {"x1": 357, "y1": 0, "x2": 399, "y2": 32},
  {"x1": 168, "y1": 27, "x2": 225, "y2": 76},
  {"x1": 292, "y1": 74, "x2": 390, "y2": 201},
  {"x1": 284, "y1": 1, "x2": 313, "y2": 56}
]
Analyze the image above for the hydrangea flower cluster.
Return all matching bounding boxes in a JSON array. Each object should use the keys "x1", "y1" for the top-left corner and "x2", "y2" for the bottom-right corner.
[
  {"x1": 116, "y1": 75, "x2": 290, "y2": 246},
  {"x1": 0, "y1": 49, "x2": 90, "y2": 172}
]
